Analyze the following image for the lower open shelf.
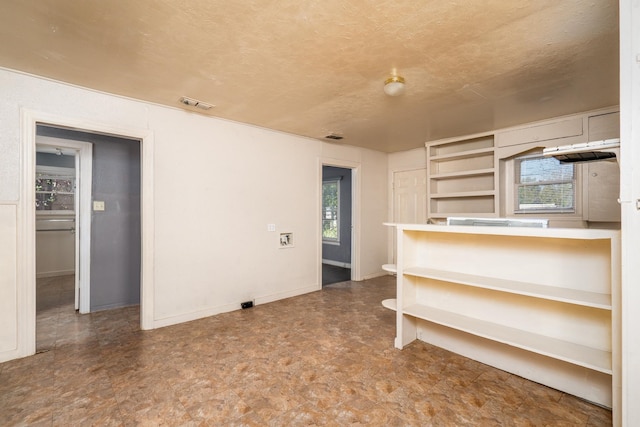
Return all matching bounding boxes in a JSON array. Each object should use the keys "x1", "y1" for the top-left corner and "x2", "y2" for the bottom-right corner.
[
  {"x1": 402, "y1": 304, "x2": 612, "y2": 375},
  {"x1": 381, "y1": 298, "x2": 396, "y2": 311},
  {"x1": 382, "y1": 264, "x2": 397, "y2": 273},
  {"x1": 403, "y1": 267, "x2": 611, "y2": 310}
]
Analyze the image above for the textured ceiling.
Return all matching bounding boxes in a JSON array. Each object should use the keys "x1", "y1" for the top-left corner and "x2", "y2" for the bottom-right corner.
[{"x1": 0, "y1": 1, "x2": 619, "y2": 152}]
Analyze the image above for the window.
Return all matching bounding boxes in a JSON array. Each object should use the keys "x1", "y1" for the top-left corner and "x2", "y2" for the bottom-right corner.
[
  {"x1": 322, "y1": 180, "x2": 339, "y2": 242},
  {"x1": 35, "y1": 166, "x2": 75, "y2": 212},
  {"x1": 514, "y1": 155, "x2": 575, "y2": 213}
]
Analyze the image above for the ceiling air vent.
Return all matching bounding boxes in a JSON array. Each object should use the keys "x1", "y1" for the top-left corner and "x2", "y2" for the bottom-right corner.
[
  {"x1": 179, "y1": 96, "x2": 214, "y2": 110},
  {"x1": 325, "y1": 133, "x2": 343, "y2": 140}
]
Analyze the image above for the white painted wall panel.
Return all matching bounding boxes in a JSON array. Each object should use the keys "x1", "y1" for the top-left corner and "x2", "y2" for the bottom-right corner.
[
  {"x1": 36, "y1": 228, "x2": 75, "y2": 278},
  {"x1": 360, "y1": 148, "x2": 389, "y2": 278},
  {"x1": 0, "y1": 75, "x2": 21, "y2": 201},
  {"x1": 387, "y1": 147, "x2": 427, "y2": 171},
  {"x1": 148, "y1": 106, "x2": 324, "y2": 321},
  {"x1": 0, "y1": 204, "x2": 17, "y2": 353}
]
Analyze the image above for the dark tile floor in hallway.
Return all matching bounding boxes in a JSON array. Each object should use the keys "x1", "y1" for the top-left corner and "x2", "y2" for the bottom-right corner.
[
  {"x1": 322, "y1": 263, "x2": 351, "y2": 286},
  {"x1": 1, "y1": 275, "x2": 611, "y2": 426}
]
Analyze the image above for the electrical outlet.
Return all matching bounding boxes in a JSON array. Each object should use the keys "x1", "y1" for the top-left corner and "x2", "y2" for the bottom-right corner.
[
  {"x1": 93, "y1": 200, "x2": 105, "y2": 211},
  {"x1": 279, "y1": 232, "x2": 293, "y2": 248},
  {"x1": 267, "y1": 224, "x2": 276, "y2": 232}
]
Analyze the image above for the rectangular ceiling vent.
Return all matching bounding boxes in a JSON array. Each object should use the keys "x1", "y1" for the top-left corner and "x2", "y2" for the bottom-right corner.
[
  {"x1": 325, "y1": 133, "x2": 343, "y2": 140},
  {"x1": 179, "y1": 96, "x2": 214, "y2": 110}
]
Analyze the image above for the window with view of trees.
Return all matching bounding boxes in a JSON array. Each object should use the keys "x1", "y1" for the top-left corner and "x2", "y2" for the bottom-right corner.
[
  {"x1": 515, "y1": 155, "x2": 575, "y2": 213},
  {"x1": 322, "y1": 180, "x2": 339, "y2": 242},
  {"x1": 35, "y1": 167, "x2": 75, "y2": 212}
]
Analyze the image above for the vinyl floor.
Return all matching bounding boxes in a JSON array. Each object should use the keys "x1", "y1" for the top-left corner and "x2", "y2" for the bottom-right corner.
[{"x1": 0, "y1": 274, "x2": 612, "y2": 426}]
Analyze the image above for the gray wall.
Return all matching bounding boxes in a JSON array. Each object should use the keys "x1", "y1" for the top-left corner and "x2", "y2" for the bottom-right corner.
[
  {"x1": 37, "y1": 125, "x2": 141, "y2": 311},
  {"x1": 322, "y1": 166, "x2": 352, "y2": 265},
  {"x1": 90, "y1": 134, "x2": 141, "y2": 311}
]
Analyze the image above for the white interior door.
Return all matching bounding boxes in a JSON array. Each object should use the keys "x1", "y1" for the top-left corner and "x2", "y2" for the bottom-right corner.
[
  {"x1": 392, "y1": 168, "x2": 427, "y2": 262},
  {"x1": 393, "y1": 168, "x2": 427, "y2": 224}
]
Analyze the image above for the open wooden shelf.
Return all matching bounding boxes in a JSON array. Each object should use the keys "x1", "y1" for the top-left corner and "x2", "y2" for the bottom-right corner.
[
  {"x1": 427, "y1": 134, "x2": 497, "y2": 219},
  {"x1": 381, "y1": 299, "x2": 397, "y2": 311},
  {"x1": 382, "y1": 264, "x2": 397, "y2": 273},
  {"x1": 403, "y1": 304, "x2": 612, "y2": 374},
  {"x1": 403, "y1": 267, "x2": 611, "y2": 310},
  {"x1": 430, "y1": 168, "x2": 495, "y2": 180},
  {"x1": 430, "y1": 190, "x2": 496, "y2": 199},
  {"x1": 429, "y1": 147, "x2": 494, "y2": 161}
]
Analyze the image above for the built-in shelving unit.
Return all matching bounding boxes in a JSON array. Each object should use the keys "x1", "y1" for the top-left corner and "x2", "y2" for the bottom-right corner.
[
  {"x1": 387, "y1": 223, "x2": 620, "y2": 410},
  {"x1": 426, "y1": 134, "x2": 498, "y2": 221}
]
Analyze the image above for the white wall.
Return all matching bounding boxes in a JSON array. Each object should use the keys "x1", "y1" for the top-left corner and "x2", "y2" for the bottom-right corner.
[
  {"x1": 0, "y1": 68, "x2": 388, "y2": 361},
  {"x1": 388, "y1": 147, "x2": 427, "y2": 172},
  {"x1": 36, "y1": 227, "x2": 75, "y2": 277}
]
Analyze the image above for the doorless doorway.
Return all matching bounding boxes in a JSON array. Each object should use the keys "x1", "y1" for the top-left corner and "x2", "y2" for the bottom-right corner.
[{"x1": 18, "y1": 109, "x2": 155, "y2": 358}]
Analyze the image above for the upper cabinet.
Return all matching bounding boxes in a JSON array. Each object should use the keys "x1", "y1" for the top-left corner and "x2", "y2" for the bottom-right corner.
[
  {"x1": 497, "y1": 117, "x2": 584, "y2": 148},
  {"x1": 426, "y1": 133, "x2": 497, "y2": 220},
  {"x1": 588, "y1": 112, "x2": 620, "y2": 141},
  {"x1": 584, "y1": 111, "x2": 621, "y2": 223}
]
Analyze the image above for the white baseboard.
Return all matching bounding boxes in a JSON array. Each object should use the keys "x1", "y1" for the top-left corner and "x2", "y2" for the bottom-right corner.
[
  {"x1": 152, "y1": 283, "x2": 320, "y2": 329},
  {"x1": 322, "y1": 259, "x2": 351, "y2": 268},
  {"x1": 255, "y1": 283, "x2": 320, "y2": 305},
  {"x1": 362, "y1": 270, "x2": 389, "y2": 280}
]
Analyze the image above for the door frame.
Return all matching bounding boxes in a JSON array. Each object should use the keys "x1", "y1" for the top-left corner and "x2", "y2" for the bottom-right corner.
[
  {"x1": 319, "y1": 158, "x2": 360, "y2": 286},
  {"x1": 18, "y1": 109, "x2": 155, "y2": 357},
  {"x1": 35, "y1": 137, "x2": 92, "y2": 313}
]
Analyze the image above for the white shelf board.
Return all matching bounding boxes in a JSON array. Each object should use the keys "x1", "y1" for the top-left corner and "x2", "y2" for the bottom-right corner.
[
  {"x1": 430, "y1": 168, "x2": 495, "y2": 180},
  {"x1": 382, "y1": 264, "x2": 397, "y2": 273},
  {"x1": 381, "y1": 299, "x2": 397, "y2": 311},
  {"x1": 403, "y1": 267, "x2": 611, "y2": 310},
  {"x1": 403, "y1": 304, "x2": 612, "y2": 374},
  {"x1": 429, "y1": 147, "x2": 494, "y2": 161},
  {"x1": 430, "y1": 190, "x2": 495, "y2": 199}
]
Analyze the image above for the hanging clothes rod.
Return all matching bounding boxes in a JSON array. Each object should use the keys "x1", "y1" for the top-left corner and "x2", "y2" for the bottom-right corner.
[{"x1": 36, "y1": 217, "x2": 75, "y2": 232}]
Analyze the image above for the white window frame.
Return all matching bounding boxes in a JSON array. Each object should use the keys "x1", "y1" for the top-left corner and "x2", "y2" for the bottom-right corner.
[
  {"x1": 322, "y1": 179, "x2": 340, "y2": 244},
  {"x1": 35, "y1": 165, "x2": 75, "y2": 215},
  {"x1": 506, "y1": 153, "x2": 582, "y2": 218}
]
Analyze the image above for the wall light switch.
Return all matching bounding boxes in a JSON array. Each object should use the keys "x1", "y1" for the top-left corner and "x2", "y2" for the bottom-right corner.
[
  {"x1": 267, "y1": 224, "x2": 276, "y2": 232},
  {"x1": 93, "y1": 201, "x2": 105, "y2": 211}
]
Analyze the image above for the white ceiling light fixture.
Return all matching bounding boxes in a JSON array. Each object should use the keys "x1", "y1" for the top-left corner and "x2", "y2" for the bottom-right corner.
[{"x1": 384, "y1": 75, "x2": 406, "y2": 96}]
